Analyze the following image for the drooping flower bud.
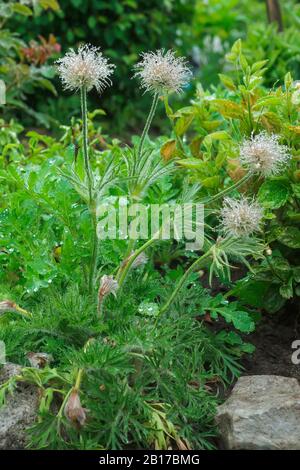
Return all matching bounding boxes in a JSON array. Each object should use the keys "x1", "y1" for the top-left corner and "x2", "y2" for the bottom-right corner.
[
  {"x1": 0, "y1": 300, "x2": 17, "y2": 314},
  {"x1": 0, "y1": 300, "x2": 31, "y2": 318},
  {"x1": 98, "y1": 275, "x2": 119, "y2": 301},
  {"x1": 64, "y1": 389, "x2": 87, "y2": 428}
]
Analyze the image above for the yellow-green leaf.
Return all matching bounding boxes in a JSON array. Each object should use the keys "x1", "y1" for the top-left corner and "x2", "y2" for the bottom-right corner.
[
  {"x1": 201, "y1": 176, "x2": 220, "y2": 188},
  {"x1": 218, "y1": 74, "x2": 236, "y2": 91},
  {"x1": 175, "y1": 114, "x2": 194, "y2": 136},
  {"x1": 12, "y1": 3, "x2": 32, "y2": 15},
  {"x1": 212, "y1": 99, "x2": 243, "y2": 119},
  {"x1": 202, "y1": 131, "x2": 230, "y2": 148},
  {"x1": 160, "y1": 140, "x2": 176, "y2": 161}
]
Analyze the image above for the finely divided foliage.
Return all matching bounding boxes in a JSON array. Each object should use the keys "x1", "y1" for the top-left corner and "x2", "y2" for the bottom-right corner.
[
  {"x1": 2, "y1": 32, "x2": 296, "y2": 451},
  {"x1": 239, "y1": 132, "x2": 290, "y2": 176},
  {"x1": 55, "y1": 44, "x2": 115, "y2": 93},
  {"x1": 133, "y1": 49, "x2": 192, "y2": 95}
]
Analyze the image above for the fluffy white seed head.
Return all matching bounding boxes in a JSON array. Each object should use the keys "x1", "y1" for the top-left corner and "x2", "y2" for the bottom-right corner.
[
  {"x1": 56, "y1": 44, "x2": 115, "y2": 93},
  {"x1": 239, "y1": 132, "x2": 290, "y2": 176},
  {"x1": 220, "y1": 197, "x2": 263, "y2": 237},
  {"x1": 133, "y1": 49, "x2": 192, "y2": 95}
]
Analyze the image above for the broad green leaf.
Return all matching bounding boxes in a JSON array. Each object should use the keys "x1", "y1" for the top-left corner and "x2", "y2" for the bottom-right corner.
[
  {"x1": 12, "y1": 3, "x2": 32, "y2": 15},
  {"x1": 176, "y1": 159, "x2": 203, "y2": 169},
  {"x1": 232, "y1": 279, "x2": 269, "y2": 308},
  {"x1": 231, "y1": 39, "x2": 242, "y2": 55},
  {"x1": 36, "y1": 78, "x2": 57, "y2": 96},
  {"x1": 212, "y1": 99, "x2": 243, "y2": 119},
  {"x1": 218, "y1": 74, "x2": 236, "y2": 91},
  {"x1": 202, "y1": 131, "x2": 230, "y2": 148},
  {"x1": 263, "y1": 286, "x2": 286, "y2": 313},
  {"x1": 279, "y1": 279, "x2": 293, "y2": 299},
  {"x1": 251, "y1": 60, "x2": 269, "y2": 73},
  {"x1": 258, "y1": 179, "x2": 291, "y2": 209},
  {"x1": 39, "y1": 0, "x2": 60, "y2": 10},
  {"x1": 221, "y1": 309, "x2": 255, "y2": 333},
  {"x1": 253, "y1": 96, "x2": 282, "y2": 110},
  {"x1": 175, "y1": 114, "x2": 194, "y2": 136},
  {"x1": 277, "y1": 226, "x2": 300, "y2": 249},
  {"x1": 201, "y1": 175, "x2": 220, "y2": 188}
]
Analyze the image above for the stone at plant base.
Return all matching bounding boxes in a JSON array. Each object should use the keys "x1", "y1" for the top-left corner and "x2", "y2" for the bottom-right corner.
[
  {"x1": 216, "y1": 375, "x2": 300, "y2": 450},
  {"x1": 0, "y1": 363, "x2": 39, "y2": 449}
]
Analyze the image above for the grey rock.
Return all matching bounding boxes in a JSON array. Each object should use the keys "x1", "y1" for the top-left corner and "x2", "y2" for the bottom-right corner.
[
  {"x1": 0, "y1": 363, "x2": 39, "y2": 449},
  {"x1": 216, "y1": 375, "x2": 300, "y2": 450}
]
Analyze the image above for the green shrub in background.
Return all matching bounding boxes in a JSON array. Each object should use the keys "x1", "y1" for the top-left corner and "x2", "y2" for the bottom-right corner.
[
  {"x1": 10, "y1": 0, "x2": 196, "y2": 133},
  {"x1": 4, "y1": 0, "x2": 300, "y2": 134},
  {"x1": 195, "y1": 0, "x2": 300, "y2": 89},
  {"x1": 161, "y1": 38, "x2": 300, "y2": 315},
  {"x1": 0, "y1": 0, "x2": 61, "y2": 127}
]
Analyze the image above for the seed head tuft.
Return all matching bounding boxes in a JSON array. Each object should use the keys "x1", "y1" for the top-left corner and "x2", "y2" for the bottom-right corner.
[
  {"x1": 56, "y1": 44, "x2": 115, "y2": 93},
  {"x1": 239, "y1": 132, "x2": 290, "y2": 176},
  {"x1": 133, "y1": 49, "x2": 192, "y2": 95},
  {"x1": 220, "y1": 197, "x2": 263, "y2": 237}
]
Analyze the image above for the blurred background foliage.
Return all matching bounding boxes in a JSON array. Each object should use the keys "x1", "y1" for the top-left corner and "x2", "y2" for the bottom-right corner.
[{"x1": 2, "y1": 0, "x2": 300, "y2": 134}]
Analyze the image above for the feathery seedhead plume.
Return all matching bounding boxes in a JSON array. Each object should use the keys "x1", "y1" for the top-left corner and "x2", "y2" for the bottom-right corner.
[
  {"x1": 64, "y1": 390, "x2": 87, "y2": 428},
  {"x1": 239, "y1": 132, "x2": 290, "y2": 176},
  {"x1": 56, "y1": 44, "x2": 115, "y2": 93},
  {"x1": 220, "y1": 197, "x2": 263, "y2": 237},
  {"x1": 133, "y1": 49, "x2": 192, "y2": 95},
  {"x1": 98, "y1": 274, "x2": 119, "y2": 300}
]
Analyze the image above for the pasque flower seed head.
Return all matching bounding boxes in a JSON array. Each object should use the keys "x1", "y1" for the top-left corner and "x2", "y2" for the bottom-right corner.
[
  {"x1": 133, "y1": 49, "x2": 192, "y2": 95},
  {"x1": 239, "y1": 132, "x2": 290, "y2": 176},
  {"x1": 220, "y1": 197, "x2": 263, "y2": 237},
  {"x1": 56, "y1": 44, "x2": 115, "y2": 93}
]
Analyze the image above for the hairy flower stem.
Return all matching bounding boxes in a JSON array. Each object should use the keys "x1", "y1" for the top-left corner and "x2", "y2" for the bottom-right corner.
[
  {"x1": 74, "y1": 367, "x2": 84, "y2": 392},
  {"x1": 117, "y1": 176, "x2": 251, "y2": 295},
  {"x1": 158, "y1": 237, "x2": 236, "y2": 317},
  {"x1": 80, "y1": 86, "x2": 98, "y2": 297},
  {"x1": 202, "y1": 172, "x2": 252, "y2": 205},
  {"x1": 158, "y1": 249, "x2": 213, "y2": 317},
  {"x1": 56, "y1": 369, "x2": 83, "y2": 421},
  {"x1": 89, "y1": 206, "x2": 99, "y2": 296},
  {"x1": 80, "y1": 86, "x2": 93, "y2": 204},
  {"x1": 116, "y1": 239, "x2": 136, "y2": 280},
  {"x1": 117, "y1": 233, "x2": 159, "y2": 288},
  {"x1": 137, "y1": 92, "x2": 159, "y2": 158},
  {"x1": 14, "y1": 305, "x2": 32, "y2": 318}
]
